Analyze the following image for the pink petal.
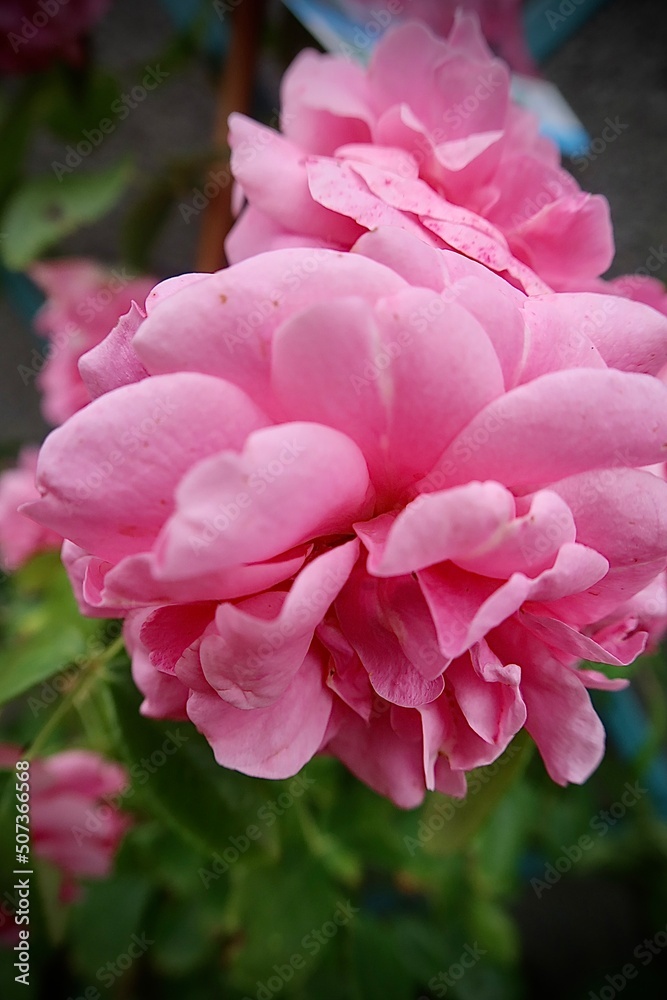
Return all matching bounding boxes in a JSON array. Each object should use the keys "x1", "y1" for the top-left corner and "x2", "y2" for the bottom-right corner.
[
  {"x1": 155, "y1": 423, "x2": 370, "y2": 579},
  {"x1": 197, "y1": 541, "x2": 359, "y2": 708},
  {"x1": 426, "y1": 369, "x2": 667, "y2": 492},
  {"x1": 523, "y1": 292, "x2": 667, "y2": 376},
  {"x1": 357, "y1": 481, "x2": 515, "y2": 576},
  {"x1": 186, "y1": 647, "x2": 333, "y2": 779},
  {"x1": 132, "y1": 247, "x2": 404, "y2": 411},
  {"x1": 23, "y1": 373, "x2": 269, "y2": 562},
  {"x1": 79, "y1": 302, "x2": 149, "y2": 398},
  {"x1": 272, "y1": 287, "x2": 503, "y2": 498},
  {"x1": 229, "y1": 114, "x2": 361, "y2": 244}
]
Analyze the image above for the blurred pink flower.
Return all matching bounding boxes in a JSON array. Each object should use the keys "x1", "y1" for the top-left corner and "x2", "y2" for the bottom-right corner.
[
  {"x1": 0, "y1": 0, "x2": 112, "y2": 76},
  {"x1": 0, "y1": 447, "x2": 61, "y2": 571},
  {"x1": 351, "y1": 0, "x2": 537, "y2": 74},
  {"x1": 30, "y1": 258, "x2": 155, "y2": 426},
  {"x1": 0, "y1": 743, "x2": 129, "y2": 937},
  {"x1": 226, "y1": 14, "x2": 612, "y2": 294},
  {"x1": 23, "y1": 232, "x2": 667, "y2": 806}
]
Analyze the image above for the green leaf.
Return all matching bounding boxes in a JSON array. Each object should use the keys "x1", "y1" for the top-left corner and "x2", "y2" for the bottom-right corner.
[
  {"x1": 110, "y1": 678, "x2": 271, "y2": 859},
  {"x1": 346, "y1": 917, "x2": 415, "y2": 1000},
  {"x1": 475, "y1": 782, "x2": 537, "y2": 895},
  {"x1": 151, "y1": 896, "x2": 218, "y2": 977},
  {"x1": 69, "y1": 874, "x2": 152, "y2": 980},
  {"x1": 466, "y1": 897, "x2": 519, "y2": 967},
  {"x1": 229, "y1": 856, "x2": 341, "y2": 992},
  {"x1": 422, "y1": 730, "x2": 534, "y2": 857},
  {"x1": 42, "y1": 67, "x2": 121, "y2": 141},
  {"x1": 0, "y1": 158, "x2": 133, "y2": 269},
  {"x1": 0, "y1": 552, "x2": 99, "y2": 707},
  {"x1": 0, "y1": 82, "x2": 40, "y2": 204}
]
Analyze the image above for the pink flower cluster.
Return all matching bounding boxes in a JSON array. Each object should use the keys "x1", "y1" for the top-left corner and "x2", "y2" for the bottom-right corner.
[
  {"x1": 0, "y1": 261, "x2": 154, "y2": 573},
  {"x1": 352, "y1": 0, "x2": 537, "y2": 74},
  {"x1": 0, "y1": 447, "x2": 61, "y2": 571},
  {"x1": 23, "y1": 229, "x2": 667, "y2": 806},
  {"x1": 227, "y1": 15, "x2": 613, "y2": 294},
  {"x1": 30, "y1": 258, "x2": 155, "y2": 426},
  {"x1": 0, "y1": 744, "x2": 129, "y2": 909}
]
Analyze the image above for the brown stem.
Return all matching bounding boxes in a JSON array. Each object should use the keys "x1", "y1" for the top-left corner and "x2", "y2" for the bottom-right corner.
[{"x1": 195, "y1": 0, "x2": 267, "y2": 273}]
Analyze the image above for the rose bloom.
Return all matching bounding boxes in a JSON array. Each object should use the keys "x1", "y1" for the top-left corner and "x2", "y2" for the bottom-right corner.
[
  {"x1": 226, "y1": 14, "x2": 612, "y2": 296},
  {"x1": 352, "y1": 0, "x2": 537, "y2": 74},
  {"x1": 30, "y1": 258, "x2": 155, "y2": 426},
  {"x1": 0, "y1": 744, "x2": 129, "y2": 900},
  {"x1": 0, "y1": 0, "x2": 112, "y2": 76},
  {"x1": 24, "y1": 230, "x2": 667, "y2": 807},
  {"x1": 0, "y1": 447, "x2": 61, "y2": 571}
]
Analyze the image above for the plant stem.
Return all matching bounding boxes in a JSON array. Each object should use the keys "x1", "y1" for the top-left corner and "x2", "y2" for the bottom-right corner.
[{"x1": 195, "y1": 0, "x2": 267, "y2": 272}]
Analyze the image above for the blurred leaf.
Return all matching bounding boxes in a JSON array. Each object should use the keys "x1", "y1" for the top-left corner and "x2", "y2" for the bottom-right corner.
[
  {"x1": 0, "y1": 158, "x2": 133, "y2": 269},
  {"x1": 0, "y1": 552, "x2": 99, "y2": 707},
  {"x1": 423, "y1": 730, "x2": 533, "y2": 857},
  {"x1": 295, "y1": 935, "x2": 351, "y2": 1000},
  {"x1": 387, "y1": 915, "x2": 455, "y2": 985},
  {"x1": 0, "y1": 80, "x2": 43, "y2": 203},
  {"x1": 467, "y1": 897, "x2": 519, "y2": 967},
  {"x1": 229, "y1": 856, "x2": 341, "y2": 992},
  {"x1": 111, "y1": 679, "x2": 270, "y2": 859},
  {"x1": 69, "y1": 874, "x2": 152, "y2": 980},
  {"x1": 295, "y1": 798, "x2": 362, "y2": 885},
  {"x1": 42, "y1": 67, "x2": 120, "y2": 140},
  {"x1": 475, "y1": 782, "x2": 536, "y2": 895},
  {"x1": 346, "y1": 917, "x2": 415, "y2": 1000},
  {"x1": 151, "y1": 895, "x2": 216, "y2": 977}
]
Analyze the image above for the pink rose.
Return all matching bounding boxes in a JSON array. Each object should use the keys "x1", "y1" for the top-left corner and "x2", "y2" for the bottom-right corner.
[
  {"x1": 30, "y1": 259, "x2": 155, "y2": 425},
  {"x1": 0, "y1": 0, "x2": 112, "y2": 76},
  {"x1": 0, "y1": 744, "x2": 129, "y2": 908},
  {"x1": 351, "y1": 0, "x2": 537, "y2": 74},
  {"x1": 0, "y1": 447, "x2": 61, "y2": 571},
  {"x1": 226, "y1": 15, "x2": 612, "y2": 295},
  {"x1": 23, "y1": 231, "x2": 667, "y2": 806}
]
